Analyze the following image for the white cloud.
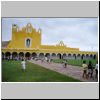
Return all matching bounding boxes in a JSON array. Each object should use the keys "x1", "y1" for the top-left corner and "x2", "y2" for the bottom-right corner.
[{"x1": 2, "y1": 18, "x2": 98, "y2": 52}]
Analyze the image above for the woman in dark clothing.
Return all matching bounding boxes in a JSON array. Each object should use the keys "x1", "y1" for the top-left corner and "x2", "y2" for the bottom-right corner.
[{"x1": 88, "y1": 61, "x2": 93, "y2": 78}]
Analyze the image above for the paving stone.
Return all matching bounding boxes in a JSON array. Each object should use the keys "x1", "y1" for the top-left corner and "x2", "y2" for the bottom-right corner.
[{"x1": 29, "y1": 60, "x2": 97, "y2": 82}]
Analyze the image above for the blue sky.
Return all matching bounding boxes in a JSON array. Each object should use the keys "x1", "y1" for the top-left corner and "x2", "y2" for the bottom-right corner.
[{"x1": 2, "y1": 18, "x2": 98, "y2": 52}]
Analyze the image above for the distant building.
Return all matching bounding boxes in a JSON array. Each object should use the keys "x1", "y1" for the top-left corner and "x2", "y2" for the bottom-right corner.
[{"x1": 2, "y1": 23, "x2": 98, "y2": 60}]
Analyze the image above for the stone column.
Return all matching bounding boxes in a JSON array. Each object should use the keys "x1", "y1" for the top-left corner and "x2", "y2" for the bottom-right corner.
[
  {"x1": 4, "y1": 53, "x2": 5, "y2": 60},
  {"x1": 10, "y1": 53, "x2": 12, "y2": 60},
  {"x1": 37, "y1": 53, "x2": 39, "y2": 58},
  {"x1": 17, "y1": 53, "x2": 20, "y2": 60},
  {"x1": 2, "y1": 53, "x2": 4, "y2": 60},
  {"x1": 49, "y1": 53, "x2": 51, "y2": 59},
  {"x1": 30, "y1": 53, "x2": 32, "y2": 60},
  {"x1": 23, "y1": 53, "x2": 25, "y2": 60}
]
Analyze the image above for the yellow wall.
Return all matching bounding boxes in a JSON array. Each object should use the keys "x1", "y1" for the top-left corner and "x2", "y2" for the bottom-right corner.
[
  {"x1": 7, "y1": 23, "x2": 41, "y2": 49},
  {"x1": 6, "y1": 23, "x2": 80, "y2": 52}
]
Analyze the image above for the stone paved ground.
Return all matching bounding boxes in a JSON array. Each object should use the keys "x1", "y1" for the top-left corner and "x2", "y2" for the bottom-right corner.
[{"x1": 29, "y1": 60, "x2": 98, "y2": 82}]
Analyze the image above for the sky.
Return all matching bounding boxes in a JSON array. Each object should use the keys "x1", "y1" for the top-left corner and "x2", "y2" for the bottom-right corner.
[{"x1": 2, "y1": 18, "x2": 98, "y2": 52}]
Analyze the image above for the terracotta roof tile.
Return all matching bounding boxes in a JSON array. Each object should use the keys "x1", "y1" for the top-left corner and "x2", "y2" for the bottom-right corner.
[{"x1": 2, "y1": 41, "x2": 10, "y2": 47}]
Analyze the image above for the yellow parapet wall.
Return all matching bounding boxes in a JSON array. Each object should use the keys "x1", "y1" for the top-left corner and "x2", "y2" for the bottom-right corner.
[{"x1": 7, "y1": 23, "x2": 41, "y2": 49}]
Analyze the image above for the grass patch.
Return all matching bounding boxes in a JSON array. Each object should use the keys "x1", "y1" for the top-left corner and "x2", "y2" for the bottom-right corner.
[
  {"x1": 52, "y1": 59, "x2": 97, "y2": 67},
  {"x1": 2, "y1": 60, "x2": 81, "y2": 82}
]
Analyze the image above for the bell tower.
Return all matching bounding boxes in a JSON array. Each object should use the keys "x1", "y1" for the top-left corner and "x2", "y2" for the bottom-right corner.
[
  {"x1": 8, "y1": 23, "x2": 42, "y2": 49},
  {"x1": 12, "y1": 24, "x2": 19, "y2": 41}
]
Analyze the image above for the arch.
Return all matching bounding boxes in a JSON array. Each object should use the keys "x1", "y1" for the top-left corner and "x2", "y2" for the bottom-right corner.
[
  {"x1": 89, "y1": 54, "x2": 94, "y2": 59},
  {"x1": 25, "y1": 52, "x2": 31, "y2": 60},
  {"x1": 32, "y1": 52, "x2": 37, "y2": 58},
  {"x1": 90, "y1": 54, "x2": 93, "y2": 57},
  {"x1": 93, "y1": 54, "x2": 96, "y2": 59},
  {"x1": 39, "y1": 53, "x2": 44, "y2": 58},
  {"x1": 26, "y1": 23, "x2": 32, "y2": 33},
  {"x1": 63, "y1": 53, "x2": 66, "y2": 56},
  {"x1": 25, "y1": 52, "x2": 31, "y2": 57},
  {"x1": 12, "y1": 52, "x2": 18, "y2": 57},
  {"x1": 85, "y1": 54, "x2": 89, "y2": 59},
  {"x1": 19, "y1": 52, "x2": 24, "y2": 57},
  {"x1": 73, "y1": 54, "x2": 76, "y2": 59},
  {"x1": 2, "y1": 52, "x2": 4, "y2": 56},
  {"x1": 2, "y1": 52, "x2": 4, "y2": 60},
  {"x1": 68, "y1": 53, "x2": 72, "y2": 59},
  {"x1": 77, "y1": 54, "x2": 81, "y2": 57},
  {"x1": 2, "y1": 52, "x2": 4, "y2": 55},
  {"x1": 5, "y1": 52, "x2": 11, "y2": 57},
  {"x1": 73, "y1": 54, "x2": 76, "y2": 56},
  {"x1": 77, "y1": 54, "x2": 81, "y2": 59},
  {"x1": 58, "y1": 41, "x2": 65, "y2": 46},
  {"x1": 12, "y1": 52, "x2": 18, "y2": 60},
  {"x1": 51, "y1": 53, "x2": 56, "y2": 59},
  {"x1": 86, "y1": 54, "x2": 89, "y2": 57},
  {"x1": 45, "y1": 53, "x2": 50, "y2": 58},
  {"x1": 82, "y1": 54, "x2": 85, "y2": 56},
  {"x1": 57, "y1": 53, "x2": 62, "y2": 59},
  {"x1": 19, "y1": 52, "x2": 24, "y2": 60},
  {"x1": 62, "y1": 53, "x2": 67, "y2": 59},
  {"x1": 81, "y1": 54, "x2": 85, "y2": 59},
  {"x1": 5, "y1": 52, "x2": 11, "y2": 60},
  {"x1": 25, "y1": 38, "x2": 31, "y2": 48},
  {"x1": 68, "y1": 53, "x2": 71, "y2": 57}
]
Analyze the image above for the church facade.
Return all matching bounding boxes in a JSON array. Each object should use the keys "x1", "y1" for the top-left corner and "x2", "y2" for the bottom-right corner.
[{"x1": 2, "y1": 23, "x2": 98, "y2": 60}]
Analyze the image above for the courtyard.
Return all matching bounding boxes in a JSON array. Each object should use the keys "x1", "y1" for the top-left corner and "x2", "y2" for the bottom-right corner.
[
  {"x1": 2, "y1": 59, "x2": 97, "y2": 82},
  {"x1": 2, "y1": 60, "x2": 81, "y2": 82}
]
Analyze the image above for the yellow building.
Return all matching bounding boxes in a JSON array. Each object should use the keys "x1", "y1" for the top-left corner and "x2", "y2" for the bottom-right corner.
[{"x1": 2, "y1": 23, "x2": 98, "y2": 60}]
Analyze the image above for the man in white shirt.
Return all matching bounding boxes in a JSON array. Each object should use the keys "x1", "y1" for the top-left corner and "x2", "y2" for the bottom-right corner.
[
  {"x1": 82, "y1": 60, "x2": 88, "y2": 79},
  {"x1": 45, "y1": 56, "x2": 47, "y2": 62},
  {"x1": 21, "y1": 59, "x2": 26, "y2": 72}
]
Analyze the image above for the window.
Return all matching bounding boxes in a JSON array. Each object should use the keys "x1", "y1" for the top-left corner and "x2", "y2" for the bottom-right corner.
[
  {"x1": 27, "y1": 28, "x2": 32, "y2": 33},
  {"x1": 26, "y1": 28, "x2": 32, "y2": 33},
  {"x1": 26, "y1": 39, "x2": 31, "y2": 47}
]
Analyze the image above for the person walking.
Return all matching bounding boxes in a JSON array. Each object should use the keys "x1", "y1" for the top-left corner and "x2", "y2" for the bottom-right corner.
[
  {"x1": 45, "y1": 56, "x2": 48, "y2": 62},
  {"x1": 95, "y1": 61, "x2": 98, "y2": 80},
  {"x1": 7, "y1": 56, "x2": 10, "y2": 61},
  {"x1": 88, "y1": 61, "x2": 94, "y2": 78},
  {"x1": 82, "y1": 60, "x2": 88, "y2": 79},
  {"x1": 21, "y1": 59, "x2": 26, "y2": 72},
  {"x1": 48, "y1": 57, "x2": 51, "y2": 64},
  {"x1": 41, "y1": 57, "x2": 45, "y2": 63},
  {"x1": 63, "y1": 59, "x2": 68, "y2": 68}
]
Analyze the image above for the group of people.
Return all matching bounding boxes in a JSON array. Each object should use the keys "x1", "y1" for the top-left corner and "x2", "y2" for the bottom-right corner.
[
  {"x1": 41, "y1": 56, "x2": 52, "y2": 63},
  {"x1": 62, "y1": 60, "x2": 98, "y2": 81},
  {"x1": 82, "y1": 60, "x2": 98, "y2": 80},
  {"x1": 41, "y1": 57, "x2": 68, "y2": 68},
  {"x1": 20, "y1": 57, "x2": 98, "y2": 81},
  {"x1": 4, "y1": 56, "x2": 25, "y2": 61}
]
